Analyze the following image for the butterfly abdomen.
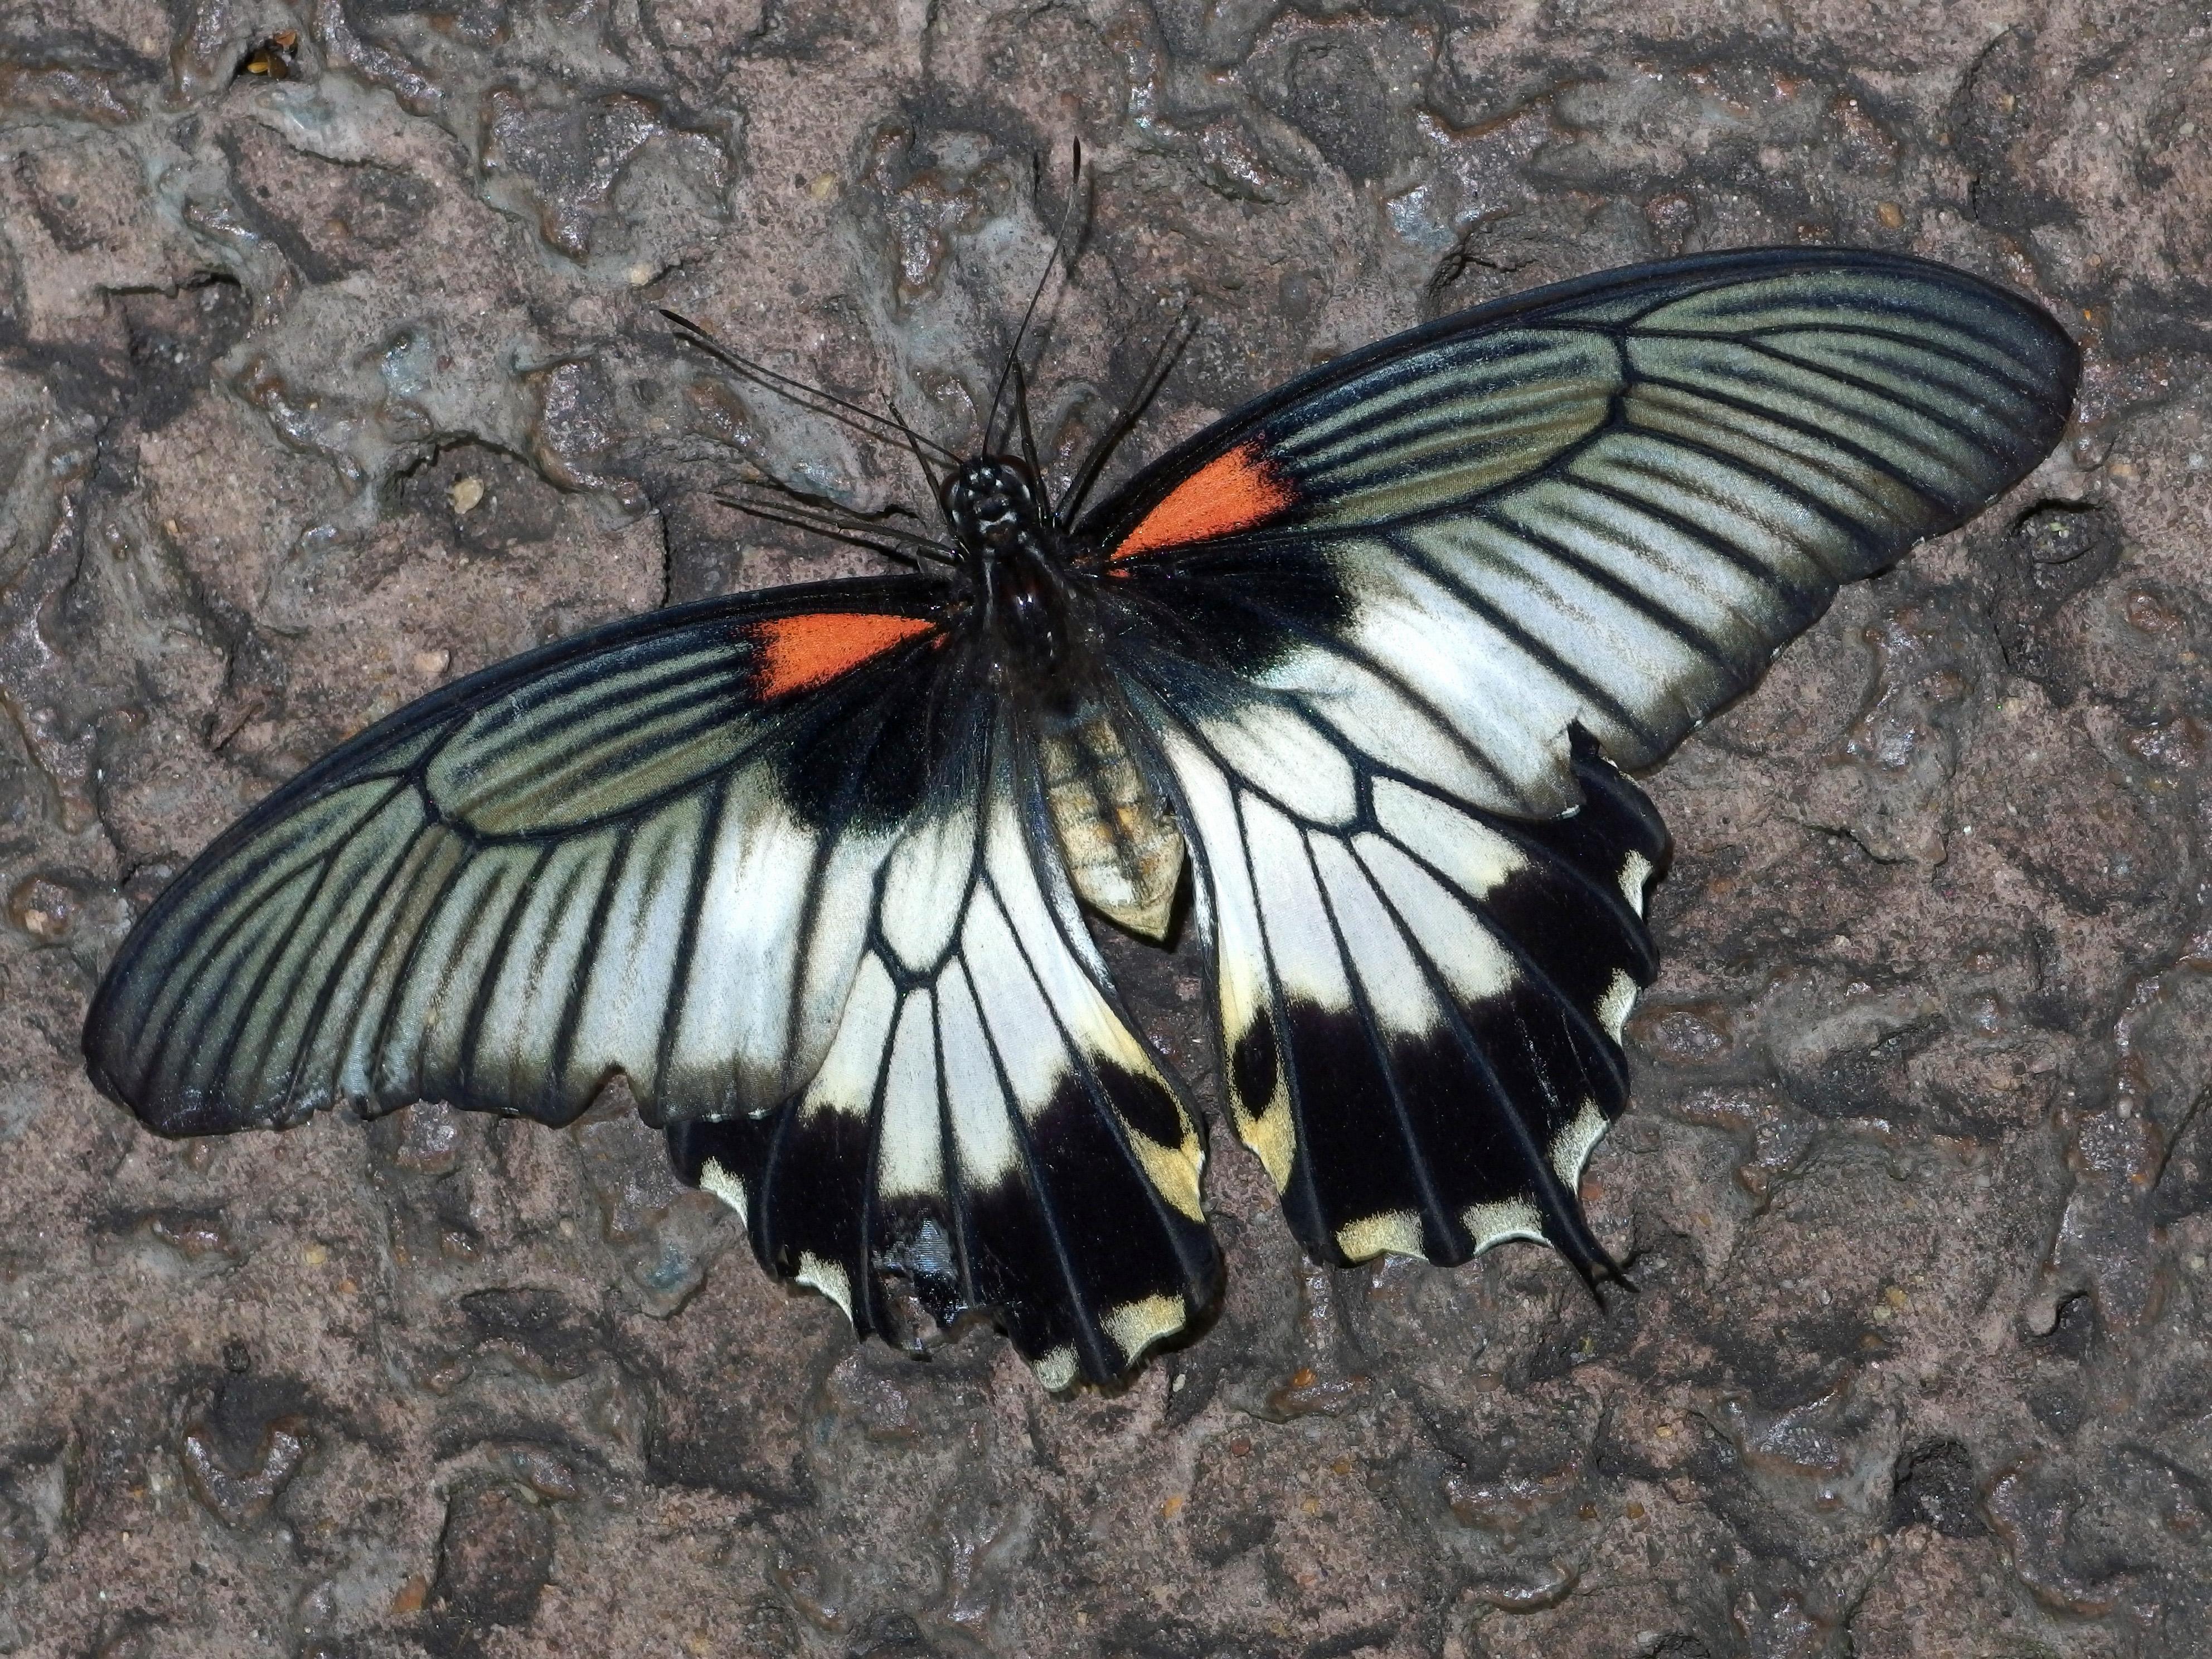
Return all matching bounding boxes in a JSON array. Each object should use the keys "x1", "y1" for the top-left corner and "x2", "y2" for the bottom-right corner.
[{"x1": 1033, "y1": 698, "x2": 1185, "y2": 942}]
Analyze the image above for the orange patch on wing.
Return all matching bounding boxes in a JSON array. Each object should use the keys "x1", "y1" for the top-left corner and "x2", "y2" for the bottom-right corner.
[
  {"x1": 1111, "y1": 442, "x2": 1297, "y2": 561},
  {"x1": 751, "y1": 611, "x2": 936, "y2": 698}
]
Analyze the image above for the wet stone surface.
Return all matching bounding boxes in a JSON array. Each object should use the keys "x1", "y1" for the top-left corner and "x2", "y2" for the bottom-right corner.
[{"x1": 3, "y1": 1, "x2": 2211, "y2": 1655}]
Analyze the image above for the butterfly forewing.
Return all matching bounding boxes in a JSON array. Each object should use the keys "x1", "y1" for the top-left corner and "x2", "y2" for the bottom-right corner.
[
  {"x1": 1091, "y1": 248, "x2": 2075, "y2": 1279},
  {"x1": 1092, "y1": 249, "x2": 2079, "y2": 817},
  {"x1": 85, "y1": 583, "x2": 955, "y2": 1133}
]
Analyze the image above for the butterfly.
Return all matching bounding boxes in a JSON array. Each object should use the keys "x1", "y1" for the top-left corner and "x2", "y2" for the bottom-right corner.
[{"x1": 83, "y1": 246, "x2": 2077, "y2": 1389}]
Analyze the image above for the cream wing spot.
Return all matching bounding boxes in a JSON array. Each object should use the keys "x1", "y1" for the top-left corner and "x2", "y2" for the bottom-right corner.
[
  {"x1": 1032, "y1": 1346, "x2": 1079, "y2": 1391},
  {"x1": 797, "y1": 1252, "x2": 854, "y2": 1323},
  {"x1": 1464, "y1": 1198, "x2": 1547, "y2": 1251},
  {"x1": 1123, "y1": 1117, "x2": 1206, "y2": 1224},
  {"x1": 1337, "y1": 1210, "x2": 1423, "y2": 1261},
  {"x1": 1477, "y1": 504, "x2": 1736, "y2": 730},
  {"x1": 1237, "y1": 1066, "x2": 1296, "y2": 1192},
  {"x1": 1578, "y1": 433, "x2": 1846, "y2": 594},
  {"x1": 1509, "y1": 476, "x2": 1781, "y2": 654},
  {"x1": 1618, "y1": 850, "x2": 1654, "y2": 915},
  {"x1": 1104, "y1": 1294, "x2": 1188, "y2": 1366},
  {"x1": 697, "y1": 1154, "x2": 748, "y2": 1224},
  {"x1": 343, "y1": 832, "x2": 466, "y2": 1097},
  {"x1": 1597, "y1": 969, "x2": 1638, "y2": 1041},
  {"x1": 1550, "y1": 1098, "x2": 1611, "y2": 1192}
]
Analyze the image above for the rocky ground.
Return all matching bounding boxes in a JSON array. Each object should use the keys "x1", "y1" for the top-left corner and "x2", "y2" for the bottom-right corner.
[{"x1": 3, "y1": 1, "x2": 2209, "y2": 1655}]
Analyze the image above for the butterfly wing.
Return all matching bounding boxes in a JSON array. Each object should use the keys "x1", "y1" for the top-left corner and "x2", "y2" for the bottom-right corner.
[
  {"x1": 85, "y1": 580, "x2": 961, "y2": 1133},
  {"x1": 1086, "y1": 248, "x2": 2077, "y2": 1271},
  {"x1": 86, "y1": 576, "x2": 1217, "y2": 1381},
  {"x1": 668, "y1": 700, "x2": 1217, "y2": 1387},
  {"x1": 1111, "y1": 649, "x2": 1670, "y2": 1278}
]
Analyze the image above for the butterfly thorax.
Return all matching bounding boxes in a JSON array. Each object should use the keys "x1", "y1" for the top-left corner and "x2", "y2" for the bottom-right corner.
[
  {"x1": 943, "y1": 455, "x2": 1186, "y2": 940},
  {"x1": 943, "y1": 457, "x2": 1069, "y2": 675}
]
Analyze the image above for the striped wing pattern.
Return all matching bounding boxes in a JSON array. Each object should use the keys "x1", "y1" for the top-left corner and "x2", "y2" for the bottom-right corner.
[
  {"x1": 1094, "y1": 249, "x2": 2075, "y2": 1277},
  {"x1": 1121, "y1": 651, "x2": 1667, "y2": 1274},
  {"x1": 85, "y1": 585, "x2": 950, "y2": 1134},
  {"x1": 669, "y1": 707, "x2": 1216, "y2": 1388},
  {"x1": 1097, "y1": 250, "x2": 2080, "y2": 818}
]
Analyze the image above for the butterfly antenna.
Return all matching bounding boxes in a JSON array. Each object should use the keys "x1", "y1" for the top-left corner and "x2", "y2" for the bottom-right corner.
[
  {"x1": 715, "y1": 476, "x2": 958, "y2": 557},
  {"x1": 715, "y1": 492, "x2": 959, "y2": 568},
  {"x1": 1058, "y1": 304, "x2": 1195, "y2": 525},
  {"x1": 887, "y1": 399, "x2": 945, "y2": 497},
  {"x1": 662, "y1": 309, "x2": 962, "y2": 465},
  {"x1": 1012, "y1": 360, "x2": 1042, "y2": 477},
  {"x1": 984, "y1": 138, "x2": 1085, "y2": 455}
]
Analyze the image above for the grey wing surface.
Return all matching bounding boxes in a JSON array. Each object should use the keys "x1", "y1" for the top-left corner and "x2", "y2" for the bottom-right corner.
[{"x1": 1083, "y1": 248, "x2": 2075, "y2": 1274}]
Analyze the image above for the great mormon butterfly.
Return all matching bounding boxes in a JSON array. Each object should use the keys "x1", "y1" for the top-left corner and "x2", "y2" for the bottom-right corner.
[{"x1": 84, "y1": 246, "x2": 2078, "y2": 1389}]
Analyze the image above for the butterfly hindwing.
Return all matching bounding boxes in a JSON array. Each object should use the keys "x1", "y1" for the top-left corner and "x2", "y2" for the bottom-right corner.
[
  {"x1": 669, "y1": 702, "x2": 1217, "y2": 1386},
  {"x1": 1119, "y1": 646, "x2": 1666, "y2": 1274},
  {"x1": 1090, "y1": 248, "x2": 2074, "y2": 1276}
]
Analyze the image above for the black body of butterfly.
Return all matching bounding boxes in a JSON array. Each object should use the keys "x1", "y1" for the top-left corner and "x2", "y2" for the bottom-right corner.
[{"x1": 83, "y1": 248, "x2": 2077, "y2": 1389}]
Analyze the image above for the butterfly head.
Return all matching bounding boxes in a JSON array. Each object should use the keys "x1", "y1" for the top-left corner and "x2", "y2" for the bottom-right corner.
[{"x1": 940, "y1": 457, "x2": 1053, "y2": 561}]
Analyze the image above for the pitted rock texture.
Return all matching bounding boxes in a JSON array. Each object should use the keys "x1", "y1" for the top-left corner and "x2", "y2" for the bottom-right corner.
[{"x1": 3, "y1": 2, "x2": 2209, "y2": 1656}]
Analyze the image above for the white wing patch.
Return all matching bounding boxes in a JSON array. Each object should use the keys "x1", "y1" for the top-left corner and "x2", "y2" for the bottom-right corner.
[
  {"x1": 696, "y1": 1156, "x2": 748, "y2": 1224},
  {"x1": 873, "y1": 990, "x2": 942, "y2": 1200},
  {"x1": 877, "y1": 799, "x2": 977, "y2": 972},
  {"x1": 1464, "y1": 1199, "x2": 1548, "y2": 1251},
  {"x1": 668, "y1": 779, "x2": 890, "y2": 1112},
  {"x1": 1337, "y1": 1209, "x2": 1423, "y2": 1261},
  {"x1": 1550, "y1": 1098, "x2": 1611, "y2": 1192},
  {"x1": 938, "y1": 966, "x2": 1018, "y2": 1189},
  {"x1": 1618, "y1": 850, "x2": 1655, "y2": 914},
  {"x1": 797, "y1": 1252, "x2": 854, "y2": 1321},
  {"x1": 802, "y1": 954, "x2": 898, "y2": 1120},
  {"x1": 1597, "y1": 971, "x2": 1638, "y2": 1041},
  {"x1": 1130, "y1": 672, "x2": 1664, "y2": 1283}
]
